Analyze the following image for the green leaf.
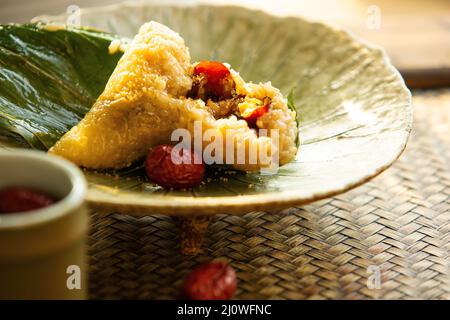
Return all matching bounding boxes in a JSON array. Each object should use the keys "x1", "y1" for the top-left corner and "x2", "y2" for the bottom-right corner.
[
  {"x1": 287, "y1": 88, "x2": 300, "y2": 148},
  {"x1": 0, "y1": 23, "x2": 124, "y2": 149}
]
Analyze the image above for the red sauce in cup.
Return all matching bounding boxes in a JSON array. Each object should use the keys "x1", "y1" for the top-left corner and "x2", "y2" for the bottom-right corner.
[{"x1": 0, "y1": 187, "x2": 55, "y2": 213}]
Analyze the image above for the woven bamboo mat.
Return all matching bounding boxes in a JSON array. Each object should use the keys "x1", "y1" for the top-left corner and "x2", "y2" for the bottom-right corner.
[{"x1": 88, "y1": 90, "x2": 450, "y2": 300}]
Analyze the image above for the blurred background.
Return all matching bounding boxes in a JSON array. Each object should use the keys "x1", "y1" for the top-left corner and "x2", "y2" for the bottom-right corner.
[{"x1": 0, "y1": 0, "x2": 449, "y2": 88}]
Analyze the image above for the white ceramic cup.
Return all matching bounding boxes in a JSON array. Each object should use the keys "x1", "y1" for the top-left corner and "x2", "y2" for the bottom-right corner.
[{"x1": 0, "y1": 149, "x2": 88, "y2": 299}]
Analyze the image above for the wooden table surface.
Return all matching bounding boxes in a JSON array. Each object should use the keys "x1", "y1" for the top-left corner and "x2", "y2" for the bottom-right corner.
[{"x1": 1, "y1": 0, "x2": 449, "y2": 87}]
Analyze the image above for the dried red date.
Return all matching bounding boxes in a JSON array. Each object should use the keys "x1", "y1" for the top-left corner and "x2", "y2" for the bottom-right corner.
[
  {"x1": 0, "y1": 187, "x2": 55, "y2": 213},
  {"x1": 183, "y1": 261, "x2": 237, "y2": 300},
  {"x1": 145, "y1": 145, "x2": 205, "y2": 189},
  {"x1": 193, "y1": 61, "x2": 235, "y2": 99}
]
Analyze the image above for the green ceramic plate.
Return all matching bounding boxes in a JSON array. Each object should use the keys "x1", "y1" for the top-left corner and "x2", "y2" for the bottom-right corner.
[{"x1": 0, "y1": 2, "x2": 412, "y2": 215}]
